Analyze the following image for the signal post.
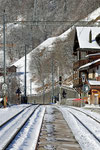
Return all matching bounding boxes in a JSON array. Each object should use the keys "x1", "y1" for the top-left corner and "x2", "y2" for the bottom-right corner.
[{"x1": 59, "y1": 76, "x2": 62, "y2": 104}]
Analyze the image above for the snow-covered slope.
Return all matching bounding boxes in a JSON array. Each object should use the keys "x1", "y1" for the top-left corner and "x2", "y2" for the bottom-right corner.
[{"x1": 12, "y1": 7, "x2": 100, "y2": 94}]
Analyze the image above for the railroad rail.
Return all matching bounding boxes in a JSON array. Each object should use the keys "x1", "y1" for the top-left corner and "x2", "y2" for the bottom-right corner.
[
  {"x1": 0, "y1": 104, "x2": 33, "y2": 128},
  {"x1": 0, "y1": 105, "x2": 42, "y2": 150},
  {"x1": 67, "y1": 107, "x2": 100, "y2": 143},
  {"x1": 67, "y1": 106, "x2": 100, "y2": 124}
]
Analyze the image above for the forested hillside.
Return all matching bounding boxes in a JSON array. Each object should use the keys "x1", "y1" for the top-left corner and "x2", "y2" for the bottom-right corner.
[
  {"x1": 0, "y1": 0, "x2": 100, "y2": 97},
  {"x1": 0, "y1": 0, "x2": 99, "y2": 64}
]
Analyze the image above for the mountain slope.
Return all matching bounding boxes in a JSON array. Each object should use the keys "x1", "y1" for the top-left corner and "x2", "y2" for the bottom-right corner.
[
  {"x1": 0, "y1": 0, "x2": 100, "y2": 66},
  {"x1": 13, "y1": 7, "x2": 100, "y2": 94}
]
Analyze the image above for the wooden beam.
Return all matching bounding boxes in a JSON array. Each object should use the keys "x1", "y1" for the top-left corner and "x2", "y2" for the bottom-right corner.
[{"x1": 0, "y1": 43, "x2": 16, "y2": 47}]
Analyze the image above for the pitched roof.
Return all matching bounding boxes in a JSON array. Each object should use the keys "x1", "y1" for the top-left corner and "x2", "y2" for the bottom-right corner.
[{"x1": 76, "y1": 27, "x2": 100, "y2": 49}]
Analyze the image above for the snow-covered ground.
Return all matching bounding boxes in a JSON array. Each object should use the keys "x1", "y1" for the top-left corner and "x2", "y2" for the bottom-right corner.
[
  {"x1": 58, "y1": 105, "x2": 100, "y2": 150},
  {"x1": 7, "y1": 105, "x2": 45, "y2": 150},
  {"x1": 0, "y1": 105, "x2": 45, "y2": 150},
  {"x1": 0, "y1": 104, "x2": 30, "y2": 125},
  {"x1": 0, "y1": 104, "x2": 100, "y2": 150}
]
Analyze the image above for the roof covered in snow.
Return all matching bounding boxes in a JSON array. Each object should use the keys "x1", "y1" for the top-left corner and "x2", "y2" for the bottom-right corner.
[
  {"x1": 79, "y1": 59, "x2": 100, "y2": 70},
  {"x1": 76, "y1": 27, "x2": 100, "y2": 50},
  {"x1": 86, "y1": 53, "x2": 100, "y2": 58},
  {"x1": 88, "y1": 80, "x2": 100, "y2": 86}
]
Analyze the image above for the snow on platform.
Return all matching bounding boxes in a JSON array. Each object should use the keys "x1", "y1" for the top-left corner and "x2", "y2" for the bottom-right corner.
[{"x1": 0, "y1": 104, "x2": 30, "y2": 125}]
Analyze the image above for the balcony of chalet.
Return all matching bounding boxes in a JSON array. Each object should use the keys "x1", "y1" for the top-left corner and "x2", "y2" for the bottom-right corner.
[{"x1": 73, "y1": 59, "x2": 89, "y2": 70}]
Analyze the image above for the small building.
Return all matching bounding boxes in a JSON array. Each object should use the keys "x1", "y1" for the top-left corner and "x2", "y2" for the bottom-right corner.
[
  {"x1": 7, "y1": 65, "x2": 17, "y2": 73},
  {"x1": 73, "y1": 27, "x2": 100, "y2": 104},
  {"x1": 0, "y1": 65, "x2": 17, "y2": 76}
]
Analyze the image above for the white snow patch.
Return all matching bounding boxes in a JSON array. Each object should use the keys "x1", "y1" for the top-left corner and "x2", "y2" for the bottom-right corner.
[
  {"x1": 58, "y1": 106, "x2": 100, "y2": 150},
  {"x1": 86, "y1": 53, "x2": 100, "y2": 58},
  {"x1": 88, "y1": 80, "x2": 100, "y2": 85},
  {"x1": 7, "y1": 106, "x2": 45, "y2": 150},
  {"x1": 84, "y1": 7, "x2": 100, "y2": 21},
  {"x1": 76, "y1": 27, "x2": 100, "y2": 49},
  {"x1": 0, "y1": 104, "x2": 30, "y2": 125}
]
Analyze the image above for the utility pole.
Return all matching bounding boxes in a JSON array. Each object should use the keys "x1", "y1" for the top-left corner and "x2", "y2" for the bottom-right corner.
[
  {"x1": 51, "y1": 55, "x2": 54, "y2": 103},
  {"x1": 3, "y1": 12, "x2": 6, "y2": 83},
  {"x1": 59, "y1": 76, "x2": 62, "y2": 104},
  {"x1": 3, "y1": 10, "x2": 7, "y2": 108},
  {"x1": 42, "y1": 79, "x2": 45, "y2": 104},
  {"x1": 47, "y1": 48, "x2": 55, "y2": 103},
  {"x1": 24, "y1": 44, "x2": 27, "y2": 103}
]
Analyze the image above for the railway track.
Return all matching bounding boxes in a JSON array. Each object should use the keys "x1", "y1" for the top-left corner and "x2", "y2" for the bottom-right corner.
[
  {"x1": 1, "y1": 105, "x2": 100, "y2": 150},
  {"x1": 0, "y1": 104, "x2": 33, "y2": 128},
  {"x1": 66, "y1": 107, "x2": 100, "y2": 144},
  {"x1": 67, "y1": 106, "x2": 100, "y2": 124},
  {"x1": 36, "y1": 105, "x2": 81, "y2": 150},
  {"x1": 0, "y1": 105, "x2": 46, "y2": 150}
]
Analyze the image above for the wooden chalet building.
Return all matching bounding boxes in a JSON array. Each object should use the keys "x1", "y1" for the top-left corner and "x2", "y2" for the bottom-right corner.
[{"x1": 73, "y1": 27, "x2": 100, "y2": 104}]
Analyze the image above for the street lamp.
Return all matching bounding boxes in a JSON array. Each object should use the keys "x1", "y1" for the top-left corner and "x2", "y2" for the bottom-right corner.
[
  {"x1": 82, "y1": 73, "x2": 85, "y2": 83},
  {"x1": 82, "y1": 73, "x2": 85, "y2": 106}
]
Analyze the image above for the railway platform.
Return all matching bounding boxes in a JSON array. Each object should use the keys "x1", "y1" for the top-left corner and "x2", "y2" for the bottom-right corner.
[{"x1": 37, "y1": 106, "x2": 81, "y2": 150}]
